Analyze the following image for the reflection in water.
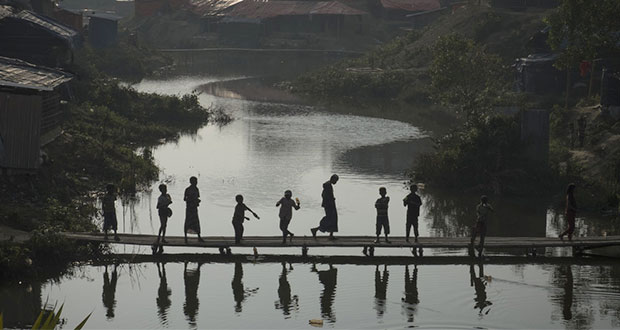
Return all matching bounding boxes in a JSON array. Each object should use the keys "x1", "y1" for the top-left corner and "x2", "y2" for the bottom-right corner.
[
  {"x1": 102, "y1": 265, "x2": 118, "y2": 320},
  {"x1": 402, "y1": 265, "x2": 419, "y2": 323},
  {"x1": 469, "y1": 262, "x2": 492, "y2": 316},
  {"x1": 232, "y1": 262, "x2": 259, "y2": 313},
  {"x1": 374, "y1": 265, "x2": 389, "y2": 319},
  {"x1": 183, "y1": 262, "x2": 202, "y2": 328},
  {"x1": 274, "y1": 262, "x2": 298, "y2": 317},
  {"x1": 0, "y1": 282, "x2": 42, "y2": 328},
  {"x1": 561, "y1": 265, "x2": 573, "y2": 321},
  {"x1": 312, "y1": 263, "x2": 337, "y2": 323},
  {"x1": 156, "y1": 262, "x2": 172, "y2": 326}
]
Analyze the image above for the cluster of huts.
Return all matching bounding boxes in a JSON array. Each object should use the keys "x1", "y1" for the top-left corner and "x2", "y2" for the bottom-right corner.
[{"x1": 0, "y1": 0, "x2": 122, "y2": 174}]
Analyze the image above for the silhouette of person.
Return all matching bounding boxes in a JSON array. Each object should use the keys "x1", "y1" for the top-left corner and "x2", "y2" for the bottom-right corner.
[
  {"x1": 403, "y1": 184, "x2": 422, "y2": 242},
  {"x1": 375, "y1": 188, "x2": 391, "y2": 244},
  {"x1": 275, "y1": 262, "x2": 298, "y2": 317},
  {"x1": 311, "y1": 263, "x2": 337, "y2": 322},
  {"x1": 471, "y1": 195, "x2": 493, "y2": 257},
  {"x1": 156, "y1": 184, "x2": 172, "y2": 244},
  {"x1": 374, "y1": 265, "x2": 389, "y2": 318},
  {"x1": 232, "y1": 194, "x2": 260, "y2": 245},
  {"x1": 102, "y1": 264, "x2": 118, "y2": 320},
  {"x1": 184, "y1": 176, "x2": 204, "y2": 243},
  {"x1": 402, "y1": 265, "x2": 419, "y2": 323},
  {"x1": 311, "y1": 174, "x2": 339, "y2": 240},
  {"x1": 276, "y1": 190, "x2": 300, "y2": 244},
  {"x1": 183, "y1": 262, "x2": 202, "y2": 327},
  {"x1": 469, "y1": 262, "x2": 492, "y2": 316},
  {"x1": 561, "y1": 265, "x2": 573, "y2": 321},
  {"x1": 559, "y1": 183, "x2": 577, "y2": 241},
  {"x1": 156, "y1": 262, "x2": 171, "y2": 326},
  {"x1": 102, "y1": 184, "x2": 120, "y2": 241}
]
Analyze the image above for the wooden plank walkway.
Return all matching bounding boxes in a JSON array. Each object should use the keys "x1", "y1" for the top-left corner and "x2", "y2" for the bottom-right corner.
[{"x1": 62, "y1": 232, "x2": 620, "y2": 251}]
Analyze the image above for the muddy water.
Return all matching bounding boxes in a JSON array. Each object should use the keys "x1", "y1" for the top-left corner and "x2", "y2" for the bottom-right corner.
[{"x1": 3, "y1": 68, "x2": 620, "y2": 328}]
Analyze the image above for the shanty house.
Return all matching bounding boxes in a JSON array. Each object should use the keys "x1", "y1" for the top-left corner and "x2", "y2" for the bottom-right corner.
[
  {"x1": 514, "y1": 54, "x2": 563, "y2": 94},
  {"x1": 190, "y1": 0, "x2": 243, "y2": 32},
  {"x1": 87, "y1": 12, "x2": 122, "y2": 48},
  {"x1": 53, "y1": 7, "x2": 83, "y2": 32},
  {"x1": 0, "y1": 56, "x2": 73, "y2": 173},
  {"x1": 0, "y1": 6, "x2": 81, "y2": 68},
  {"x1": 380, "y1": 0, "x2": 439, "y2": 21}
]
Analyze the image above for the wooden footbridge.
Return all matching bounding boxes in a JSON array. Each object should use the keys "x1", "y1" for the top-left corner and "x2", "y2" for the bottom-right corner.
[{"x1": 62, "y1": 232, "x2": 620, "y2": 257}]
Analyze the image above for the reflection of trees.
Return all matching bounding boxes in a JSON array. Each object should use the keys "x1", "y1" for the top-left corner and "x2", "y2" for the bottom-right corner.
[
  {"x1": 274, "y1": 262, "x2": 298, "y2": 318},
  {"x1": 102, "y1": 265, "x2": 118, "y2": 319},
  {"x1": 374, "y1": 265, "x2": 389, "y2": 318},
  {"x1": 401, "y1": 265, "x2": 419, "y2": 323},
  {"x1": 156, "y1": 262, "x2": 171, "y2": 327},
  {"x1": 549, "y1": 208, "x2": 620, "y2": 237},
  {"x1": 311, "y1": 263, "x2": 337, "y2": 323},
  {"x1": 469, "y1": 262, "x2": 491, "y2": 316},
  {"x1": 0, "y1": 282, "x2": 42, "y2": 328},
  {"x1": 184, "y1": 262, "x2": 202, "y2": 328},
  {"x1": 232, "y1": 262, "x2": 259, "y2": 314}
]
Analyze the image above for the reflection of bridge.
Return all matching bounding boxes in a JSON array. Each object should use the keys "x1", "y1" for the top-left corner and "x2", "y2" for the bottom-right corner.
[{"x1": 64, "y1": 232, "x2": 620, "y2": 257}]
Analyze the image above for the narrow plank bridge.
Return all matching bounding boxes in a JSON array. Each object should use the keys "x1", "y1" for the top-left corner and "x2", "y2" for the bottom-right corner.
[{"x1": 62, "y1": 232, "x2": 620, "y2": 257}]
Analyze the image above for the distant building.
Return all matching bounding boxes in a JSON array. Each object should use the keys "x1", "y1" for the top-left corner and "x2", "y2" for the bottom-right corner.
[
  {"x1": 54, "y1": 7, "x2": 83, "y2": 32},
  {"x1": 0, "y1": 5, "x2": 81, "y2": 67},
  {"x1": 115, "y1": 0, "x2": 135, "y2": 18},
  {"x1": 514, "y1": 54, "x2": 563, "y2": 94},
  {"x1": 0, "y1": 56, "x2": 73, "y2": 173},
  {"x1": 87, "y1": 12, "x2": 122, "y2": 48},
  {"x1": 379, "y1": 0, "x2": 439, "y2": 21},
  {"x1": 135, "y1": 0, "x2": 189, "y2": 17},
  {"x1": 190, "y1": 0, "x2": 243, "y2": 32}
]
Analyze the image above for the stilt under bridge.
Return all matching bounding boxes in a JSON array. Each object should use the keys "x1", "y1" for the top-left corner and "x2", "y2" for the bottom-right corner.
[{"x1": 62, "y1": 232, "x2": 620, "y2": 257}]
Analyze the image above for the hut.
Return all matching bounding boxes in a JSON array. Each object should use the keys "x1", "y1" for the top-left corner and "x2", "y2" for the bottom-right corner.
[
  {"x1": 190, "y1": 0, "x2": 243, "y2": 32},
  {"x1": 0, "y1": 5, "x2": 81, "y2": 67},
  {"x1": 514, "y1": 53, "x2": 563, "y2": 94},
  {"x1": 53, "y1": 7, "x2": 83, "y2": 32},
  {"x1": 87, "y1": 12, "x2": 122, "y2": 48},
  {"x1": 379, "y1": 0, "x2": 439, "y2": 21},
  {"x1": 0, "y1": 56, "x2": 73, "y2": 173}
]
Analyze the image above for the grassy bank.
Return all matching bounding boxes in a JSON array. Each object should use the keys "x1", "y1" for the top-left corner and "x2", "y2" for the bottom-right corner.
[{"x1": 0, "y1": 43, "x2": 226, "y2": 280}]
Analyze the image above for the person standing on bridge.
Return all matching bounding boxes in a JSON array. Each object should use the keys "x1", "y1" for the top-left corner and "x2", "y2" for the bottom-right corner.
[
  {"x1": 232, "y1": 194, "x2": 260, "y2": 244},
  {"x1": 559, "y1": 183, "x2": 577, "y2": 241},
  {"x1": 311, "y1": 174, "x2": 339, "y2": 240},
  {"x1": 470, "y1": 195, "x2": 493, "y2": 257},
  {"x1": 276, "y1": 190, "x2": 300, "y2": 244},
  {"x1": 102, "y1": 184, "x2": 120, "y2": 241},
  {"x1": 403, "y1": 184, "x2": 422, "y2": 243},
  {"x1": 156, "y1": 184, "x2": 172, "y2": 244},
  {"x1": 184, "y1": 176, "x2": 204, "y2": 244},
  {"x1": 375, "y1": 187, "x2": 391, "y2": 244}
]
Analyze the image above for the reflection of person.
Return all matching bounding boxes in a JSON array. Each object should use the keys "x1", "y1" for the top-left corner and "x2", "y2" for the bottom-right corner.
[
  {"x1": 276, "y1": 190, "x2": 300, "y2": 244},
  {"x1": 156, "y1": 184, "x2": 172, "y2": 244},
  {"x1": 471, "y1": 195, "x2": 493, "y2": 257},
  {"x1": 402, "y1": 265, "x2": 419, "y2": 323},
  {"x1": 374, "y1": 265, "x2": 389, "y2": 318},
  {"x1": 560, "y1": 265, "x2": 573, "y2": 320},
  {"x1": 184, "y1": 176, "x2": 204, "y2": 243},
  {"x1": 232, "y1": 195, "x2": 260, "y2": 245},
  {"x1": 102, "y1": 184, "x2": 120, "y2": 241},
  {"x1": 311, "y1": 263, "x2": 338, "y2": 322},
  {"x1": 156, "y1": 262, "x2": 172, "y2": 326},
  {"x1": 469, "y1": 262, "x2": 492, "y2": 315},
  {"x1": 183, "y1": 262, "x2": 202, "y2": 327},
  {"x1": 403, "y1": 185, "x2": 422, "y2": 242},
  {"x1": 275, "y1": 262, "x2": 298, "y2": 317},
  {"x1": 559, "y1": 184, "x2": 577, "y2": 241},
  {"x1": 311, "y1": 174, "x2": 339, "y2": 240},
  {"x1": 375, "y1": 188, "x2": 391, "y2": 244},
  {"x1": 102, "y1": 264, "x2": 118, "y2": 319},
  {"x1": 232, "y1": 262, "x2": 245, "y2": 313}
]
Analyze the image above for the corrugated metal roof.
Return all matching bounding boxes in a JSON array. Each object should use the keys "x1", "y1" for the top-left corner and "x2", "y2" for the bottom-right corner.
[
  {"x1": 0, "y1": 56, "x2": 73, "y2": 91},
  {"x1": 0, "y1": 6, "x2": 79, "y2": 46},
  {"x1": 223, "y1": 0, "x2": 366, "y2": 19},
  {"x1": 87, "y1": 12, "x2": 123, "y2": 20},
  {"x1": 380, "y1": 0, "x2": 439, "y2": 12},
  {"x1": 190, "y1": 0, "x2": 243, "y2": 16}
]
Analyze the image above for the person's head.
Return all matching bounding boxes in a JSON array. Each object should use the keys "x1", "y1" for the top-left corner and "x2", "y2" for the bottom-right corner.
[
  {"x1": 284, "y1": 190, "x2": 292, "y2": 199},
  {"x1": 410, "y1": 184, "x2": 418, "y2": 193},
  {"x1": 566, "y1": 183, "x2": 576, "y2": 195},
  {"x1": 330, "y1": 174, "x2": 339, "y2": 184},
  {"x1": 106, "y1": 184, "x2": 115, "y2": 194},
  {"x1": 379, "y1": 187, "x2": 386, "y2": 197},
  {"x1": 235, "y1": 194, "x2": 244, "y2": 203},
  {"x1": 159, "y1": 184, "x2": 167, "y2": 194},
  {"x1": 189, "y1": 176, "x2": 198, "y2": 186},
  {"x1": 480, "y1": 195, "x2": 488, "y2": 204}
]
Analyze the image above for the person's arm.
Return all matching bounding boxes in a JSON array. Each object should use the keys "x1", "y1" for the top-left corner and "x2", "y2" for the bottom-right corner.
[
  {"x1": 293, "y1": 201, "x2": 300, "y2": 210},
  {"x1": 276, "y1": 198, "x2": 281, "y2": 207},
  {"x1": 245, "y1": 204, "x2": 260, "y2": 219}
]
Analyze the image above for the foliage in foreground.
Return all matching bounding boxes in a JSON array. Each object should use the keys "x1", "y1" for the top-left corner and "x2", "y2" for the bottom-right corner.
[{"x1": 0, "y1": 303, "x2": 91, "y2": 330}]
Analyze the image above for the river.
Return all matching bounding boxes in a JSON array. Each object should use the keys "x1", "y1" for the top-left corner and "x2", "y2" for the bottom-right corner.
[{"x1": 2, "y1": 60, "x2": 620, "y2": 329}]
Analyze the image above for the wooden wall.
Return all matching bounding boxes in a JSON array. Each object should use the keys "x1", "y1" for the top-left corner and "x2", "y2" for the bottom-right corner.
[{"x1": 0, "y1": 93, "x2": 42, "y2": 170}]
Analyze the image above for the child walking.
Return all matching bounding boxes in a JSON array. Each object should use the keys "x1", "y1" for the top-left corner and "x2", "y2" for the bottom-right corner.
[
  {"x1": 102, "y1": 184, "x2": 120, "y2": 241},
  {"x1": 156, "y1": 184, "x2": 172, "y2": 244},
  {"x1": 232, "y1": 194, "x2": 260, "y2": 244},
  {"x1": 276, "y1": 190, "x2": 301, "y2": 244},
  {"x1": 375, "y1": 187, "x2": 390, "y2": 243}
]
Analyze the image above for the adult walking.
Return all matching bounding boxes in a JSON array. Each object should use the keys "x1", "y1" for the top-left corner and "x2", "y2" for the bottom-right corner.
[
  {"x1": 470, "y1": 195, "x2": 493, "y2": 257},
  {"x1": 184, "y1": 176, "x2": 204, "y2": 243},
  {"x1": 559, "y1": 183, "x2": 577, "y2": 241},
  {"x1": 311, "y1": 174, "x2": 339, "y2": 240}
]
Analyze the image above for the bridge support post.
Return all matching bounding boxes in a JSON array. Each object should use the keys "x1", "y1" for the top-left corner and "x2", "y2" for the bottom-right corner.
[{"x1": 302, "y1": 246, "x2": 308, "y2": 257}]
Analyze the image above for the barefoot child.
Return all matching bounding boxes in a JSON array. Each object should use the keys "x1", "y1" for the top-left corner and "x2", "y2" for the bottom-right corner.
[
  {"x1": 232, "y1": 194, "x2": 260, "y2": 244},
  {"x1": 276, "y1": 190, "x2": 300, "y2": 244},
  {"x1": 102, "y1": 184, "x2": 120, "y2": 241},
  {"x1": 375, "y1": 187, "x2": 390, "y2": 243},
  {"x1": 156, "y1": 184, "x2": 172, "y2": 244}
]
